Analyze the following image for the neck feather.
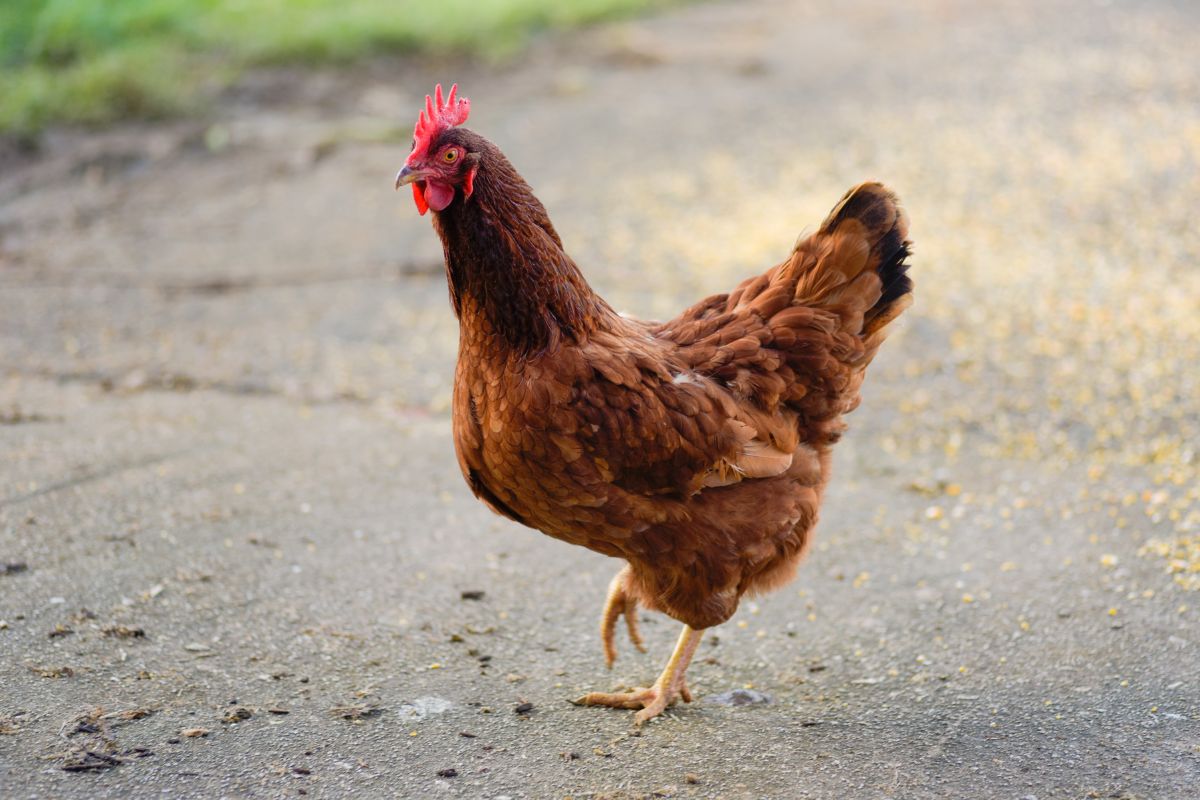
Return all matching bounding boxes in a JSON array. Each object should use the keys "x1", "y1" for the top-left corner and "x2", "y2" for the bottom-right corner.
[{"x1": 432, "y1": 142, "x2": 609, "y2": 352}]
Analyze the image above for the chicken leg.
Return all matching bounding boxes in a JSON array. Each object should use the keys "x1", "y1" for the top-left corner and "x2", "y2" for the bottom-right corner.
[
  {"x1": 600, "y1": 565, "x2": 647, "y2": 667},
  {"x1": 575, "y1": 624, "x2": 703, "y2": 724}
]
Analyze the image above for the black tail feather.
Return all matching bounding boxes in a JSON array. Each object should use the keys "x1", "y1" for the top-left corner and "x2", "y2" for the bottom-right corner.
[
  {"x1": 820, "y1": 182, "x2": 913, "y2": 330},
  {"x1": 875, "y1": 240, "x2": 913, "y2": 313}
]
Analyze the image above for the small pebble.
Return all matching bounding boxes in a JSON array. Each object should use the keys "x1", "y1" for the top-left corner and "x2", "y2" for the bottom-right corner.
[{"x1": 222, "y1": 707, "x2": 252, "y2": 723}]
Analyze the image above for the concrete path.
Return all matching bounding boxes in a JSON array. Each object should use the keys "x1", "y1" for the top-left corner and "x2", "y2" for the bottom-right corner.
[{"x1": 2, "y1": 1, "x2": 1197, "y2": 797}]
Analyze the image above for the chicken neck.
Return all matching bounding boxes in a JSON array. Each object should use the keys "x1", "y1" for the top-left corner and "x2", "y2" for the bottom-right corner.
[{"x1": 431, "y1": 145, "x2": 613, "y2": 353}]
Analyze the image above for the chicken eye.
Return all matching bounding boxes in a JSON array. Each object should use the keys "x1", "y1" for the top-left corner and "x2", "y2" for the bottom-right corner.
[{"x1": 443, "y1": 149, "x2": 459, "y2": 163}]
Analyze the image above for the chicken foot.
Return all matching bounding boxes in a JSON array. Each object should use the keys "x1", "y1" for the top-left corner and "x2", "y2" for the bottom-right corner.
[
  {"x1": 575, "y1": 624, "x2": 703, "y2": 724},
  {"x1": 601, "y1": 565, "x2": 647, "y2": 668}
]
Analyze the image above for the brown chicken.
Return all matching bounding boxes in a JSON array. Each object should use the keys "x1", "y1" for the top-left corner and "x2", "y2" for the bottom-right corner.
[{"x1": 396, "y1": 85, "x2": 913, "y2": 723}]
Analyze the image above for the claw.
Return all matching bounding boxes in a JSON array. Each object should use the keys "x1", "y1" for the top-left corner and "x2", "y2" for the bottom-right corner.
[
  {"x1": 575, "y1": 684, "x2": 684, "y2": 724},
  {"x1": 601, "y1": 565, "x2": 646, "y2": 668}
]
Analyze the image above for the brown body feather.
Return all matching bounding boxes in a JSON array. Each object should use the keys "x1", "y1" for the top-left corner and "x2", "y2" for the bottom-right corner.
[{"x1": 436, "y1": 130, "x2": 912, "y2": 629}]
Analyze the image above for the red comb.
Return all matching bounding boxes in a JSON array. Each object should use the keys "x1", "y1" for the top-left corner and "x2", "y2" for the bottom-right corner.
[{"x1": 408, "y1": 83, "x2": 470, "y2": 163}]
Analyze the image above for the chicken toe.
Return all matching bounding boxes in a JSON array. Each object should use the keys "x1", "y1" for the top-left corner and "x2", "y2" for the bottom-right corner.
[{"x1": 576, "y1": 625, "x2": 703, "y2": 724}]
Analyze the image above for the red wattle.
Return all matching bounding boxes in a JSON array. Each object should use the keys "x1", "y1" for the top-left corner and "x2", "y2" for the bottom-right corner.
[
  {"x1": 412, "y1": 182, "x2": 429, "y2": 215},
  {"x1": 424, "y1": 180, "x2": 455, "y2": 212}
]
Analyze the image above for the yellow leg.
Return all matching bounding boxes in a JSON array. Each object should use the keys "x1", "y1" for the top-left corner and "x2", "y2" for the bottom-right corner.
[
  {"x1": 575, "y1": 624, "x2": 704, "y2": 724},
  {"x1": 600, "y1": 565, "x2": 646, "y2": 668}
]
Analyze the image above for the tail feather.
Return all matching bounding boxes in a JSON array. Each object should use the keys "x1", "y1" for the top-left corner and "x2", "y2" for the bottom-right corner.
[
  {"x1": 655, "y1": 182, "x2": 912, "y2": 432},
  {"x1": 771, "y1": 182, "x2": 914, "y2": 439},
  {"x1": 815, "y1": 182, "x2": 913, "y2": 339}
]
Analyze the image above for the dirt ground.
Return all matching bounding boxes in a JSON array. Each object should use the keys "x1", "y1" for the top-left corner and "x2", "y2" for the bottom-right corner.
[{"x1": 2, "y1": 0, "x2": 1198, "y2": 797}]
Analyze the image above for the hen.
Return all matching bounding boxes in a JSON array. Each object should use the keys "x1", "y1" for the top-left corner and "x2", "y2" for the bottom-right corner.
[{"x1": 396, "y1": 85, "x2": 913, "y2": 723}]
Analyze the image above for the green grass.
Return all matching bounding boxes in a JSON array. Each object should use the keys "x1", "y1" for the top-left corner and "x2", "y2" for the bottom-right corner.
[{"x1": 0, "y1": 0, "x2": 678, "y2": 135}]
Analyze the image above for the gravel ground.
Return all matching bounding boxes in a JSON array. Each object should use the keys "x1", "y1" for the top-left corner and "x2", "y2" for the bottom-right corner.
[{"x1": 2, "y1": 0, "x2": 1198, "y2": 797}]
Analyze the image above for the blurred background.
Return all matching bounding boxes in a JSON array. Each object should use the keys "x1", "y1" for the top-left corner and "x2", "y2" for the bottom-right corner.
[
  {"x1": 1, "y1": 0, "x2": 1198, "y2": 796},
  {"x1": 0, "y1": 0, "x2": 677, "y2": 135},
  {"x1": 4, "y1": 0, "x2": 1199, "y2": 546}
]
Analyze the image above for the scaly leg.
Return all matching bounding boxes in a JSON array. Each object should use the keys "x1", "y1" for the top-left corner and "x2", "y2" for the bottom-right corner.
[
  {"x1": 600, "y1": 565, "x2": 646, "y2": 668},
  {"x1": 576, "y1": 624, "x2": 704, "y2": 724}
]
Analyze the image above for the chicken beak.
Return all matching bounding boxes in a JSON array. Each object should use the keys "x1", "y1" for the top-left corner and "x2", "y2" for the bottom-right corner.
[{"x1": 395, "y1": 165, "x2": 424, "y2": 189}]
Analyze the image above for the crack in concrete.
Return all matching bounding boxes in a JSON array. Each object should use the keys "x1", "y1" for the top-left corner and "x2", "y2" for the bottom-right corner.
[{"x1": 0, "y1": 449, "x2": 196, "y2": 509}]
